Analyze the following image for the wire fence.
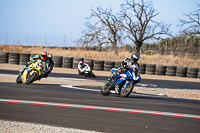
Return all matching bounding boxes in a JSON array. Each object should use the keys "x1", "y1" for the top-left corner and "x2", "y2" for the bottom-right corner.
[
  {"x1": 0, "y1": 33, "x2": 75, "y2": 47},
  {"x1": 1, "y1": 33, "x2": 200, "y2": 58}
]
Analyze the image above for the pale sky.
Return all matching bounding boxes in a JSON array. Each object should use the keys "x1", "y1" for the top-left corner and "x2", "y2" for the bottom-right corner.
[{"x1": 0, "y1": 0, "x2": 198, "y2": 46}]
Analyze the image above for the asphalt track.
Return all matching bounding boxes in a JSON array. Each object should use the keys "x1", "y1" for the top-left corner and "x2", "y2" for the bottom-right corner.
[
  {"x1": 0, "y1": 69, "x2": 200, "y2": 89},
  {"x1": 0, "y1": 81, "x2": 200, "y2": 133}
]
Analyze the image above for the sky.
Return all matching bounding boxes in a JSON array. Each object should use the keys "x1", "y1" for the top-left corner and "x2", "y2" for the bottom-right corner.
[{"x1": 0, "y1": 0, "x2": 199, "y2": 47}]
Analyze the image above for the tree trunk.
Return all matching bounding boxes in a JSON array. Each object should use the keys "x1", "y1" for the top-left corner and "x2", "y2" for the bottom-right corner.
[
  {"x1": 113, "y1": 44, "x2": 118, "y2": 57},
  {"x1": 135, "y1": 41, "x2": 143, "y2": 55}
]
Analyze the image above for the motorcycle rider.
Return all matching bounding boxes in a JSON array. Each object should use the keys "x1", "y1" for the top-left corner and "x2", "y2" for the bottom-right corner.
[
  {"x1": 111, "y1": 53, "x2": 140, "y2": 77},
  {"x1": 109, "y1": 53, "x2": 140, "y2": 91},
  {"x1": 121, "y1": 53, "x2": 140, "y2": 73},
  {"x1": 78, "y1": 60, "x2": 90, "y2": 75},
  {"x1": 24, "y1": 51, "x2": 52, "y2": 79},
  {"x1": 46, "y1": 53, "x2": 54, "y2": 77}
]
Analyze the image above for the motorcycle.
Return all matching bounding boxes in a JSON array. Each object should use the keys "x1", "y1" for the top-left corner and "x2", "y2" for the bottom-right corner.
[
  {"x1": 78, "y1": 64, "x2": 95, "y2": 77},
  {"x1": 16, "y1": 59, "x2": 48, "y2": 84},
  {"x1": 101, "y1": 66, "x2": 141, "y2": 97}
]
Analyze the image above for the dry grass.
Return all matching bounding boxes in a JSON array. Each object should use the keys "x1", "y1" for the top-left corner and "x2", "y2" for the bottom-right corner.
[{"x1": 0, "y1": 45, "x2": 200, "y2": 68}]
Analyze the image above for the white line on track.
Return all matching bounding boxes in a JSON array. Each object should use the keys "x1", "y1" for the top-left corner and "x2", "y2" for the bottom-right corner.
[
  {"x1": 0, "y1": 98, "x2": 200, "y2": 120},
  {"x1": 60, "y1": 85, "x2": 100, "y2": 92},
  {"x1": 60, "y1": 85, "x2": 116, "y2": 93}
]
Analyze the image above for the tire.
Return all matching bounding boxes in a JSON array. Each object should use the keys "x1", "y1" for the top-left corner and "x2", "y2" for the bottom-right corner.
[
  {"x1": 94, "y1": 65, "x2": 104, "y2": 70},
  {"x1": 104, "y1": 64, "x2": 114, "y2": 71},
  {"x1": 16, "y1": 75, "x2": 22, "y2": 84},
  {"x1": 198, "y1": 69, "x2": 200, "y2": 79},
  {"x1": 85, "y1": 72, "x2": 89, "y2": 77},
  {"x1": 93, "y1": 60, "x2": 104, "y2": 71},
  {"x1": 120, "y1": 81, "x2": 134, "y2": 98},
  {"x1": 176, "y1": 73, "x2": 187, "y2": 77},
  {"x1": 146, "y1": 64, "x2": 156, "y2": 68},
  {"x1": 166, "y1": 66, "x2": 177, "y2": 76},
  {"x1": 103, "y1": 67, "x2": 111, "y2": 71},
  {"x1": 187, "y1": 67, "x2": 198, "y2": 78},
  {"x1": 9, "y1": 53, "x2": 20, "y2": 64},
  {"x1": 155, "y1": 65, "x2": 166, "y2": 75},
  {"x1": 19, "y1": 53, "x2": 30, "y2": 65},
  {"x1": 139, "y1": 63, "x2": 146, "y2": 74},
  {"x1": 101, "y1": 80, "x2": 111, "y2": 96},
  {"x1": 167, "y1": 65, "x2": 177, "y2": 70},
  {"x1": 146, "y1": 68, "x2": 156, "y2": 72},
  {"x1": 62, "y1": 56, "x2": 73, "y2": 68},
  {"x1": 53, "y1": 56, "x2": 63, "y2": 68},
  {"x1": 166, "y1": 72, "x2": 176, "y2": 76},
  {"x1": 145, "y1": 64, "x2": 156, "y2": 75},
  {"x1": 94, "y1": 60, "x2": 104, "y2": 64},
  {"x1": 25, "y1": 72, "x2": 37, "y2": 84},
  {"x1": 104, "y1": 61, "x2": 115, "y2": 65},
  {"x1": 176, "y1": 66, "x2": 188, "y2": 77},
  {"x1": 104, "y1": 61, "x2": 114, "y2": 71},
  {"x1": 62, "y1": 64, "x2": 73, "y2": 68},
  {"x1": 0, "y1": 52, "x2": 8, "y2": 63}
]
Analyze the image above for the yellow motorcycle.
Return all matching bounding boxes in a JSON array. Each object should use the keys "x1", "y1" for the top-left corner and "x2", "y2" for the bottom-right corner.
[{"x1": 16, "y1": 59, "x2": 49, "y2": 84}]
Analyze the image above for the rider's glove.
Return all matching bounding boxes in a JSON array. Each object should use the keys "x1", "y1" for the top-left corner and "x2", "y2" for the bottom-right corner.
[{"x1": 25, "y1": 62, "x2": 29, "y2": 67}]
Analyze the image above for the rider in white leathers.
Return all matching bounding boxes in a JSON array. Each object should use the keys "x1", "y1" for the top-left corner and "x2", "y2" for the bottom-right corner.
[{"x1": 78, "y1": 61, "x2": 90, "y2": 75}]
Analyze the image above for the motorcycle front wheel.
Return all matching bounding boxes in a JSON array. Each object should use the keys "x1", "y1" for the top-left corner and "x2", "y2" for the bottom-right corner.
[
  {"x1": 101, "y1": 80, "x2": 111, "y2": 96},
  {"x1": 120, "y1": 81, "x2": 134, "y2": 98},
  {"x1": 85, "y1": 72, "x2": 89, "y2": 77},
  {"x1": 25, "y1": 72, "x2": 37, "y2": 84},
  {"x1": 16, "y1": 75, "x2": 22, "y2": 84}
]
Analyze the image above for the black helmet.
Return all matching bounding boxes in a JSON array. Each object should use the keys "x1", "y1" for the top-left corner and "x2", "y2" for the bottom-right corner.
[{"x1": 131, "y1": 53, "x2": 139, "y2": 63}]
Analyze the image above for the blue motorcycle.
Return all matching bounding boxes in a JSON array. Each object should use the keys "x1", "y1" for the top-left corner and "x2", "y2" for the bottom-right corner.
[{"x1": 101, "y1": 66, "x2": 141, "y2": 97}]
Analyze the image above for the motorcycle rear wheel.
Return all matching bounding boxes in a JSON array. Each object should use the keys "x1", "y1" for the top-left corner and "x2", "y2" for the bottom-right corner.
[
  {"x1": 101, "y1": 80, "x2": 111, "y2": 96},
  {"x1": 25, "y1": 72, "x2": 37, "y2": 84},
  {"x1": 120, "y1": 81, "x2": 134, "y2": 98}
]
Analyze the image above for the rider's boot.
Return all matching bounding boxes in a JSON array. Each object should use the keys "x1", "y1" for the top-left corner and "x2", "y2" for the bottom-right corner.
[{"x1": 38, "y1": 72, "x2": 45, "y2": 80}]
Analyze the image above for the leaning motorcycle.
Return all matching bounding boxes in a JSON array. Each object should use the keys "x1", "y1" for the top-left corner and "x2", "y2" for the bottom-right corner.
[
  {"x1": 101, "y1": 66, "x2": 141, "y2": 97},
  {"x1": 78, "y1": 64, "x2": 95, "y2": 77},
  {"x1": 16, "y1": 59, "x2": 48, "y2": 84}
]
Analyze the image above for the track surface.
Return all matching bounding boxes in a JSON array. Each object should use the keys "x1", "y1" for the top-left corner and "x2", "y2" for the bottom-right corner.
[
  {"x1": 0, "y1": 69, "x2": 200, "y2": 89},
  {"x1": 0, "y1": 82, "x2": 200, "y2": 133}
]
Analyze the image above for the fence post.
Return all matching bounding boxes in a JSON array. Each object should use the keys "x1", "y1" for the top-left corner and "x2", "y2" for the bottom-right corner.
[
  {"x1": 108, "y1": 47, "x2": 110, "y2": 60},
  {"x1": 45, "y1": 35, "x2": 47, "y2": 51},
  {"x1": 13, "y1": 40, "x2": 15, "y2": 53},
  {"x1": 170, "y1": 50, "x2": 173, "y2": 65}
]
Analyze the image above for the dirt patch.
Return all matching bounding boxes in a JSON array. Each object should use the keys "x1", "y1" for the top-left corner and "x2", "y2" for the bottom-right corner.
[{"x1": 0, "y1": 64, "x2": 200, "y2": 100}]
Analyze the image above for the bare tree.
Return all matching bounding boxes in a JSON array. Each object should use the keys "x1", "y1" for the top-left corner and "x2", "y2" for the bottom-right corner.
[
  {"x1": 120, "y1": 0, "x2": 171, "y2": 54},
  {"x1": 77, "y1": 7, "x2": 122, "y2": 56},
  {"x1": 179, "y1": 4, "x2": 200, "y2": 35}
]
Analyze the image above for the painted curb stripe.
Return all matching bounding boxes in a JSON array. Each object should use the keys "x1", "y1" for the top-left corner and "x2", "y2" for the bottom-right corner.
[{"x1": 0, "y1": 98, "x2": 200, "y2": 120}]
